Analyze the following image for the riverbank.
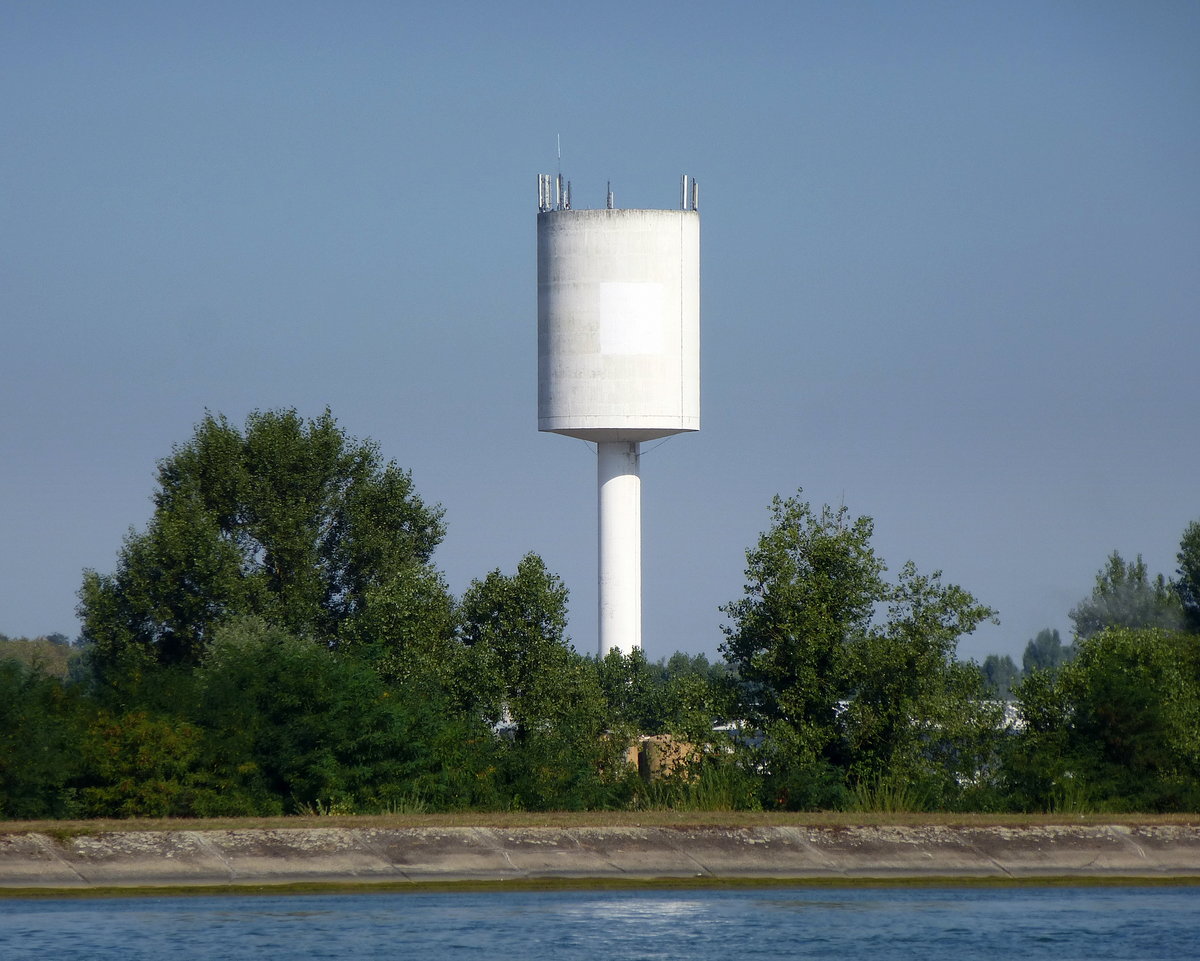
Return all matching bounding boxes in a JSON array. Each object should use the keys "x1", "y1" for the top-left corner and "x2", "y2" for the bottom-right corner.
[{"x1": 3, "y1": 821, "x2": 1199, "y2": 892}]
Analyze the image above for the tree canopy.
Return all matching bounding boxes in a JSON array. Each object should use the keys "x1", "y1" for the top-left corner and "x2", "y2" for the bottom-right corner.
[
  {"x1": 1176, "y1": 521, "x2": 1200, "y2": 633},
  {"x1": 720, "y1": 492, "x2": 999, "y2": 808},
  {"x1": 12, "y1": 410, "x2": 1191, "y2": 818},
  {"x1": 1068, "y1": 551, "x2": 1183, "y2": 640},
  {"x1": 1007, "y1": 627, "x2": 1200, "y2": 811},
  {"x1": 980, "y1": 653, "x2": 1019, "y2": 698},
  {"x1": 78, "y1": 409, "x2": 445, "y2": 669},
  {"x1": 459, "y1": 552, "x2": 575, "y2": 732},
  {"x1": 1022, "y1": 628, "x2": 1074, "y2": 674}
]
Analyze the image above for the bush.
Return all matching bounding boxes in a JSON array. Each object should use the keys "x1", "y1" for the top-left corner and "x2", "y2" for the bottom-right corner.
[{"x1": 0, "y1": 662, "x2": 84, "y2": 819}]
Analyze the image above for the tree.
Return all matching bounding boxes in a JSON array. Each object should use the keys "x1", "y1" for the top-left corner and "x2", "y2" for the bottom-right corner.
[
  {"x1": 192, "y1": 617, "x2": 500, "y2": 813},
  {"x1": 1021, "y1": 628, "x2": 1074, "y2": 674},
  {"x1": 1175, "y1": 521, "x2": 1200, "y2": 633},
  {"x1": 720, "y1": 496, "x2": 884, "y2": 741},
  {"x1": 979, "y1": 653, "x2": 1019, "y2": 699},
  {"x1": 78, "y1": 708, "x2": 219, "y2": 818},
  {"x1": 610, "y1": 650, "x2": 738, "y2": 737},
  {"x1": 78, "y1": 409, "x2": 446, "y2": 670},
  {"x1": 0, "y1": 662, "x2": 84, "y2": 819},
  {"x1": 458, "y1": 554, "x2": 629, "y2": 808},
  {"x1": 720, "y1": 492, "x2": 998, "y2": 809},
  {"x1": 458, "y1": 553, "x2": 574, "y2": 730},
  {"x1": 842, "y1": 562, "x2": 1000, "y2": 805},
  {"x1": 1068, "y1": 552, "x2": 1183, "y2": 640},
  {"x1": 336, "y1": 563, "x2": 459, "y2": 690},
  {"x1": 0, "y1": 634, "x2": 76, "y2": 678},
  {"x1": 1007, "y1": 627, "x2": 1200, "y2": 811}
]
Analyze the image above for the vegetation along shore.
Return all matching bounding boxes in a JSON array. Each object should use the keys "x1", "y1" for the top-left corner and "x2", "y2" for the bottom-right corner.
[{"x1": 3, "y1": 409, "x2": 1199, "y2": 822}]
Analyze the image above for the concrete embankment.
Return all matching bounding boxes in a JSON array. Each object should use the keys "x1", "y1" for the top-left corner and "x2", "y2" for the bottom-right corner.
[{"x1": 3, "y1": 824, "x2": 1200, "y2": 890}]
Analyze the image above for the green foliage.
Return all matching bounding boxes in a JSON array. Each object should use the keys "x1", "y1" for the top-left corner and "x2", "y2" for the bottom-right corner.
[
  {"x1": 459, "y1": 553, "x2": 573, "y2": 732},
  {"x1": 1069, "y1": 552, "x2": 1183, "y2": 640},
  {"x1": 16, "y1": 457, "x2": 1199, "y2": 817},
  {"x1": 193, "y1": 617, "x2": 499, "y2": 813},
  {"x1": 848, "y1": 563, "x2": 999, "y2": 787},
  {"x1": 720, "y1": 495, "x2": 883, "y2": 748},
  {"x1": 78, "y1": 409, "x2": 445, "y2": 670},
  {"x1": 1007, "y1": 627, "x2": 1200, "y2": 811},
  {"x1": 979, "y1": 653, "x2": 1019, "y2": 699},
  {"x1": 1022, "y1": 627, "x2": 1074, "y2": 674},
  {"x1": 756, "y1": 733, "x2": 849, "y2": 811},
  {"x1": 592, "y1": 649, "x2": 737, "y2": 744},
  {"x1": 630, "y1": 762, "x2": 762, "y2": 812},
  {"x1": 338, "y1": 563, "x2": 459, "y2": 689},
  {"x1": 594, "y1": 649, "x2": 659, "y2": 732},
  {"x1": 1175, "y1": 520, "x2": 1200, "y2": 633},
  {"x1": 846, "y1": 773, "x2": 929, "y2": 813},
  {"x1": 456, "y1": 557, "x2": 644, "y2": 808},
  {"x1": 1001, "y1": 665, "x2": 1072, "y2": 809},
  {"x1": 0, "y1": 635, "x2": 77, "y2": 678},
  {"x1": 0, "y1": 662, "x2": 84, "y2": 819},
  {"x1": 78, "y1": 709, "x2": 222, "y2": 818},
  {"x1": 721, "y1": 492, "x2": 999, "y2": 810}
]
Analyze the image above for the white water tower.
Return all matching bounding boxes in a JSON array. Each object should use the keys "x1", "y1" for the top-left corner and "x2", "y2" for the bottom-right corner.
[{"x1": 537, "y1": 173, "x2": 700, "y2": 657}]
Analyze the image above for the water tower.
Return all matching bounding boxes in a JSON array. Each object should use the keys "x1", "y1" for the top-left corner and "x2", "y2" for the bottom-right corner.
[{"x1": 537, "y1": 173, "x2": 700, "y2": 657}]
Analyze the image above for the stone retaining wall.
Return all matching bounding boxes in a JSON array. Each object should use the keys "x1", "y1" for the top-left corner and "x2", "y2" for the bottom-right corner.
[{"x1": 2, "y1": 825, "x2": 1199, "y2": 889}]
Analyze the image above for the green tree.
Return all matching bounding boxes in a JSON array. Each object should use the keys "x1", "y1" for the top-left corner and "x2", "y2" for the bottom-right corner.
[
  {"x1": 600, "y1": 650, "x2": 738, "y2": 739},
  {"x1": 594, "y1": 648, "x2": 660, "y2": 732},
  {"x1": 842, "y1": 563, "x2": 1000, "y2": 807},
  {"x1": 720, "y1": 492, "x2": 997, "y2": 809},
  {"x1": 0, "y1": 634, "x2": 77, "y2": 678},
  {"x1": 1021, "y1": 628, "x2": 1074, "y2": 674},
  {"x1": 720, "y1": 496, "x2": 883, "y2": 738},
  {"x1": 78, "y1": 409, "x2": 446, "y2": 670},
  {"x1": 458, "y1": 552, "x2": 573, "y2": 733},
  {"x1": 0, "y1": 663, "x2": 84, "y2": 819},
  {"x1": 458, "y1": 554, "x2": 629, "y2": 809},
  {"x1": 979, "y1": 654, "x2": 1020, "y2": 699},
  {"x1": 1175, "y1": 520, "x2": 1200, "y2": 633},
  {"x1": 337, "y1": 563, "x2": 459, "y2": 690},
  {"x1": 193, "y1": 617, "x2": 499, "y2": 813},
  {"x1": 1069, "y1": 552, "x2": 1183, "y2": 640},
  {"x1": 1002, "y1": 664, "x2": 1075, "y2": 810},
  {"x1": 1007, "y1": 627, "x2": 1200, "y2": 811},
  {"x1": 78, "y1": 708, "x2": 219, "y2": 818}
]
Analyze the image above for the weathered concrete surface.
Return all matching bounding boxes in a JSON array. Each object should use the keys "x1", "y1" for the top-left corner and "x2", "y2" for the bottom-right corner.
[{"x1": 2, "y1": 825, "x2": 1199, "y2": 889}]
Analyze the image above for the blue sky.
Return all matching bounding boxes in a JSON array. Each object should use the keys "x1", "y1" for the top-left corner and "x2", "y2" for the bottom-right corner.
[{"x1": 2, "y1": 1, "x2": 1197, "y2": 664}]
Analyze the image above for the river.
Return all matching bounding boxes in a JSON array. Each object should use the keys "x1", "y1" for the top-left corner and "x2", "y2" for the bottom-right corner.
[{"x1": 2, "y1": 883, "x2": 1197, "y2": 959}]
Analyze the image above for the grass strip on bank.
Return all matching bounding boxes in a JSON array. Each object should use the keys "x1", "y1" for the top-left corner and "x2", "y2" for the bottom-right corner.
[
  {"x1": 3, "y1": 810, "x2": 1199, "y2": 838},
  {"x1": 3, "y1": 874, "x2": 1200, "y2": 900}
]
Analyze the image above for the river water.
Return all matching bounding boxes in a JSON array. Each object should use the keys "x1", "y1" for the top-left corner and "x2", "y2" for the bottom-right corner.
[{"x1": 1, "y1": 884, "x2": 1197, "y2": 960}]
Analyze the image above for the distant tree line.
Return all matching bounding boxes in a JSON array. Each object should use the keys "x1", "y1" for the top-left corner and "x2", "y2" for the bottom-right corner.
[{"x1": 3, "y1": 409, "x2": 1198, "y2": 819}]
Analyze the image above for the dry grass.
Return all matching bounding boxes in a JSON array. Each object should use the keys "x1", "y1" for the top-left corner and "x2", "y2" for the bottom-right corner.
[{"x1": 3, "y1": 810, "x2": 1198, "y2": 837}]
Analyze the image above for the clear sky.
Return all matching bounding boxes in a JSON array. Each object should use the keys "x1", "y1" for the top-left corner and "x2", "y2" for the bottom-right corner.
[{"x1": 2, "y1": 1, "x2": 1197, "y2": 664}]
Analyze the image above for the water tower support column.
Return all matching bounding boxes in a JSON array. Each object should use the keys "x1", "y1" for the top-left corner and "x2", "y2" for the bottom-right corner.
[{"x1": 597, "y1": 440, "x2": 641, "y2": 657}]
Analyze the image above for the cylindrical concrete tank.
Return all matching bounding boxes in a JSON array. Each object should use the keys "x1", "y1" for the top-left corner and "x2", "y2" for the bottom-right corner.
[{"x1": 537, "y1": 208, "x2": 700, "y2": 442}]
